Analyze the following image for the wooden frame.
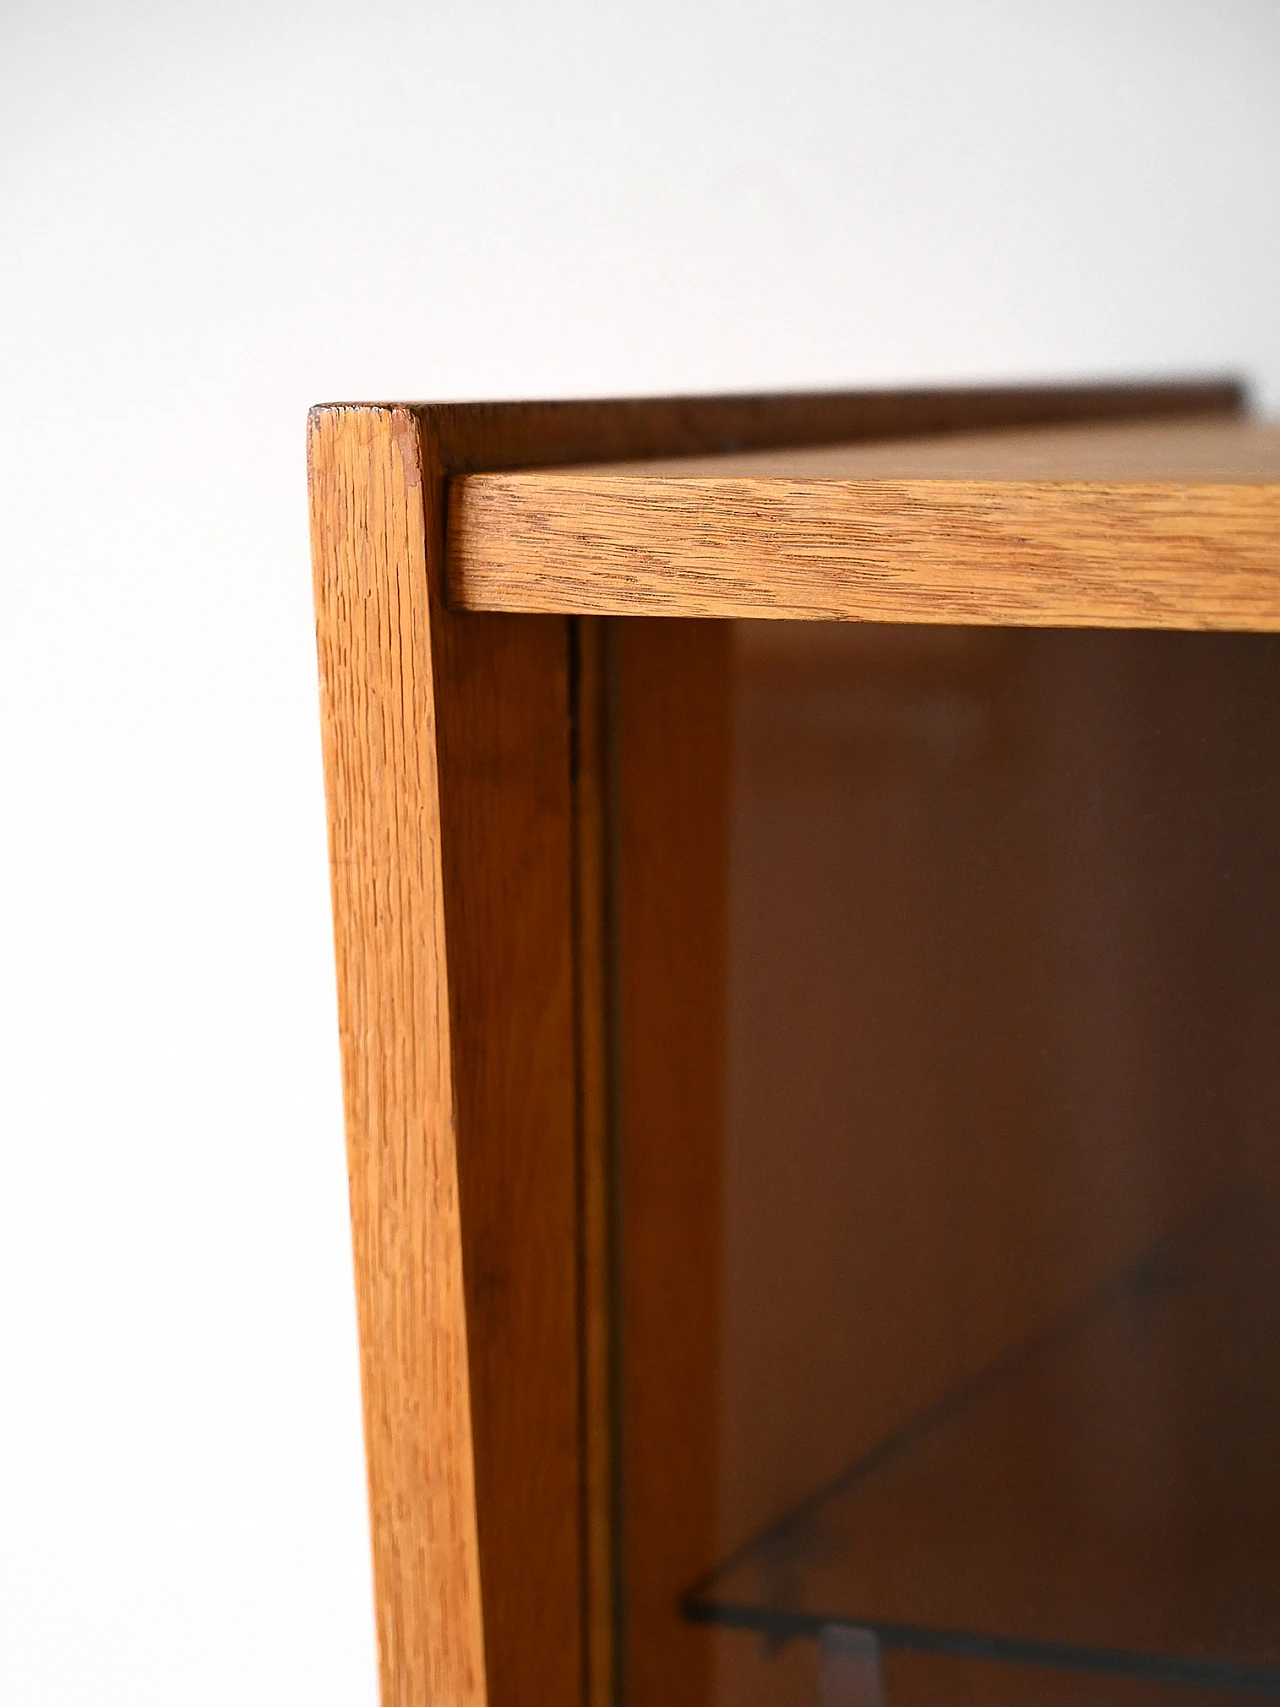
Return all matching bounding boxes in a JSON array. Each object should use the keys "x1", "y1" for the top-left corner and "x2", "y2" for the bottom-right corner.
[
  {"x1": 306, "y1": 378, "x2": 1259, "y2": 1707},
  {"x1": 449, "y1": 415, "x2": 1280, "y2": 628}
]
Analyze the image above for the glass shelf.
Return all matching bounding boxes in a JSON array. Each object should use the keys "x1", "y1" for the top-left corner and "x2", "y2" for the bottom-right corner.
[{"x1": 685, "y1": 1194, "x2": 1280, "y2": 1696}]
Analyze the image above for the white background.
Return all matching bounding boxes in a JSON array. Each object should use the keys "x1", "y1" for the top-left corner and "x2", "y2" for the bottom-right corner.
[{"x1": 2, "y1": 2, "x2": 1278, "y2": 1701}]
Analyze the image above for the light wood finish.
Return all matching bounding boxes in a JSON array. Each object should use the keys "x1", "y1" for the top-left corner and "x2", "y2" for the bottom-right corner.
[
  {"x1": 309, "y1": 381, "x2": 1246, "y2": 1707},
  {"x1": 309, "y1": 406, "x2": 489, "y2": 1707},
  {"x1": 310, "y1": 406, "x2": 582, "y2": 1707},
  {"x1": 447, "y1": 416, "x2": 1280, "y2": 630}
]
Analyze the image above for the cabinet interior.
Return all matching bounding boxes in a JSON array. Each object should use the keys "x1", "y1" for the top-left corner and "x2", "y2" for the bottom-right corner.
[{"x1": 608, "y1": 619, "x2": 1280, "y2": 1707}]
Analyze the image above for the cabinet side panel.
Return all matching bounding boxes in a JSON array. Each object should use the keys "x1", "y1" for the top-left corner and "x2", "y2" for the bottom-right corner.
[
  {"x1": 428, "y1": 590, "x2": 584, "y2": 1707},
  {"x1": 309, "y1": 405, "x2": 488, "y2": 1707}
]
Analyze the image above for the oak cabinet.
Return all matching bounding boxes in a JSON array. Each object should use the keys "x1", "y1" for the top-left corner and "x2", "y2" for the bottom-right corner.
[{"x1": 308, "y1": 383, "x2": 1280, "y2": 1707}]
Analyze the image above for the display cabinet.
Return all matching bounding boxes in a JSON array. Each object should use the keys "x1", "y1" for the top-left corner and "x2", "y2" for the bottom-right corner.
[{"x1": 307, "y1": 381, "x2": 1280, "y2": 1707}]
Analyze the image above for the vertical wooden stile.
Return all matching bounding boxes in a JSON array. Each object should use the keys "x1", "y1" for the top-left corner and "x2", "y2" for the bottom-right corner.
[
  {"x1": 308, "y1": 406, "x2": 489, "y2": 1707},
  {"x1": 309, "y1": 406, "x2": 585, "y2": 1707}
]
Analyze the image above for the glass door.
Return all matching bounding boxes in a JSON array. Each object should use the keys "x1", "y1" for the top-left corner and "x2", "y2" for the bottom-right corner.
[{"x1": 608, "y1": 619, "x2": 1280, "y2": 1707}]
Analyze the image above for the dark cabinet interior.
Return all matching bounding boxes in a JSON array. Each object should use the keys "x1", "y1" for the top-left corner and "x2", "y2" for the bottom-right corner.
[{"x1": 612, "y1": 621, "x2": 1280, "y2": 1707}]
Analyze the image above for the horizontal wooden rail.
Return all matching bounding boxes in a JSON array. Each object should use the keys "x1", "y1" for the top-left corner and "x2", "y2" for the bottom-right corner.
[{"x1": 447, "y1": 416, "x2": 1280, "y2": 630}]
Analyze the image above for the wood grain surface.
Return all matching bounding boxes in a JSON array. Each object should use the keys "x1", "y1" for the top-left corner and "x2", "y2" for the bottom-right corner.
[
  {"x1": 447, "y1": 416, "x2": 1280, "y2": 629},
  {"x1": 308, "y1": 380, "x2": 1249, "y2": 1707},
  {"x1": 309, "y1": 406, "x2": 489, "y2": 1707},
  {"x1": 310, "y1": 406, "x2": 583, "y2": 1707}
]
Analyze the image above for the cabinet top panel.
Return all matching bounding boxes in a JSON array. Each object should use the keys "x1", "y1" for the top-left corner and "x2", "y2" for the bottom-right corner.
[
  {"x1": 447, "y1": 414, "x2": 1280, "y2": 630},
  {"x1": 544, "y1": 414, "x2": 1280, "y2": 482}
]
